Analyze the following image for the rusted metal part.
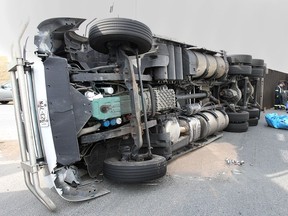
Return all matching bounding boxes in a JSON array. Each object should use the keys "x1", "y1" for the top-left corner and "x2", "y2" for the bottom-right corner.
[
  {"x1": 136, "y1": 50, "x2": 152, "y2": 156},
  {"x1": 118, "y1": 49, "x2": 143, "y2": 158}
]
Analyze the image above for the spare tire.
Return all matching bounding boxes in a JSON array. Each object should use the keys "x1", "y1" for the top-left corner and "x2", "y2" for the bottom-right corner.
[
  {"x1": 103, "y1": 154, "x2": 167, "y2": 183},
  {"x1": 89, "y1": 17, "x2": 153, "y2": 54}
]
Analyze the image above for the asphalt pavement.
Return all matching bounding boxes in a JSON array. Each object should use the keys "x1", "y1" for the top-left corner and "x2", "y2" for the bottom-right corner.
[
  {"x1": 0, "y1": 103, "x2": 17, "y2": 141},
  {"x1": 1, "y1": 104, "x2": 288, "y2": 216}
]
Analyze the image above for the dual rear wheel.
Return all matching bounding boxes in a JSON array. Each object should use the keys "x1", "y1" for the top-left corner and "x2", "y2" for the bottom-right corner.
[{"x1": 225, "y1": 107, "x2": 261, "y2": 132}]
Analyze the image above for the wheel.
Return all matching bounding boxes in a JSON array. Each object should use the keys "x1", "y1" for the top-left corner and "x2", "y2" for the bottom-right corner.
[
  {"x1": 226, "y1": 111, "x2": 249, "y2": 123},
  {"x1": 224, "y1": 122, "x2": 249, "y2": 132},
  {"x1": 0, "y1": 101, "x2": 9, "y2": 104},
  {"x1": 103, "y1": 154, "x2": 167, "y2": 183},
  {"x1": 251, "y1": 59, "x2": 264, "y2": 67},
  {"x1": 245, "y1": 107, "x2": 260, "y2": 118},
  {"x1": 248, "y1": 117, "x2": 259, "y2": 126},
  {"x1": 248, "y1": 68, "x2": 264, "y2": 77},
  {"x1": 228, "y1": 65, "x2": 252, "y2": 75},
  {"x1": 88, "y1": 17, "x2": 153, "y2": 55},
  {"x1": 250, "y1": 104, "x2": 261, "y2": 118},
  {"x1": 227, "y1": 55, "x2": 252, "y2": 64}
]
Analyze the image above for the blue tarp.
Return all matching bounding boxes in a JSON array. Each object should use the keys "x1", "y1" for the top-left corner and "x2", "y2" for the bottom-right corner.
[{"x1": 265, "y1": 113, "x2": 288, "y2": 129}]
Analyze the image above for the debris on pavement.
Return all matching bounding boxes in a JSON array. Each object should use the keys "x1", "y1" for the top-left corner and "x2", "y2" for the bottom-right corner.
[
  {"x1": 231, "y1": 169, "x2": 242, "y2": 175},
  {"x1": 225, "y1": 158, "x2": 245, "y2": 166}
]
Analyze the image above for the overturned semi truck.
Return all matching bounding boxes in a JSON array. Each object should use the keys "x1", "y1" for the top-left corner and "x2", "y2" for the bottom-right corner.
[{"x1": 10, "y1": 17, "x2": 265, "y2": 211}]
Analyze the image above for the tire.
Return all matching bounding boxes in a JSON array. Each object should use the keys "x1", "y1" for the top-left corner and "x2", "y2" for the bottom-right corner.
[
  {"x1": 0, "y1": 101, "x2": 9, "y2": 104},
  {"x1": 228, "y1": 65, "x2": 252, "y2": 75},
  {"x1": 103, "y1": 154, "x2": 167, "y2": 183},
  {"x1": 224, "y1": 122, "x2": 249, "y2": 133},
  {"x1": 245, "y1": 107, "x2": 260, "y2": 118},
  {"x1": 250, "y1": 104, "x2": 261, "y2": 118},
  {"x1": 248, "y1": 68, "x2": 264, "y2": 77},
  {"x1": 89, "y1": 18, "x2": 153, "y2": 55},
  {"x1": 262, "y1": 65, "x2": 267, "y2": 76},
  {"x1": 251, "y1": 59, "x2": 264, "y2": 67},
  {"x1": 248, "y1": 117, "x2": 259, "y2": 126},
  {"x1": 227, "y1": 55, "x2": 252, "y2": 64},
  {"x1": 226, "y1": 111, "x2": 249, "y2": 123}
]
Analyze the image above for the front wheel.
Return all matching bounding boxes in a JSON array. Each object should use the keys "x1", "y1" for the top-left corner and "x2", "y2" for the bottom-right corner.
[{"x1": 103, "y1": 154, "x2": 167, "y2": 183}]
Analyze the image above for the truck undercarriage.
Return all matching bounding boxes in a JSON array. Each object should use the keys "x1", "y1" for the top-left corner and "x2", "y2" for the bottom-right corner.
[{"x1": 10, "y1": 17, "x2": 265, "y2": 211}]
